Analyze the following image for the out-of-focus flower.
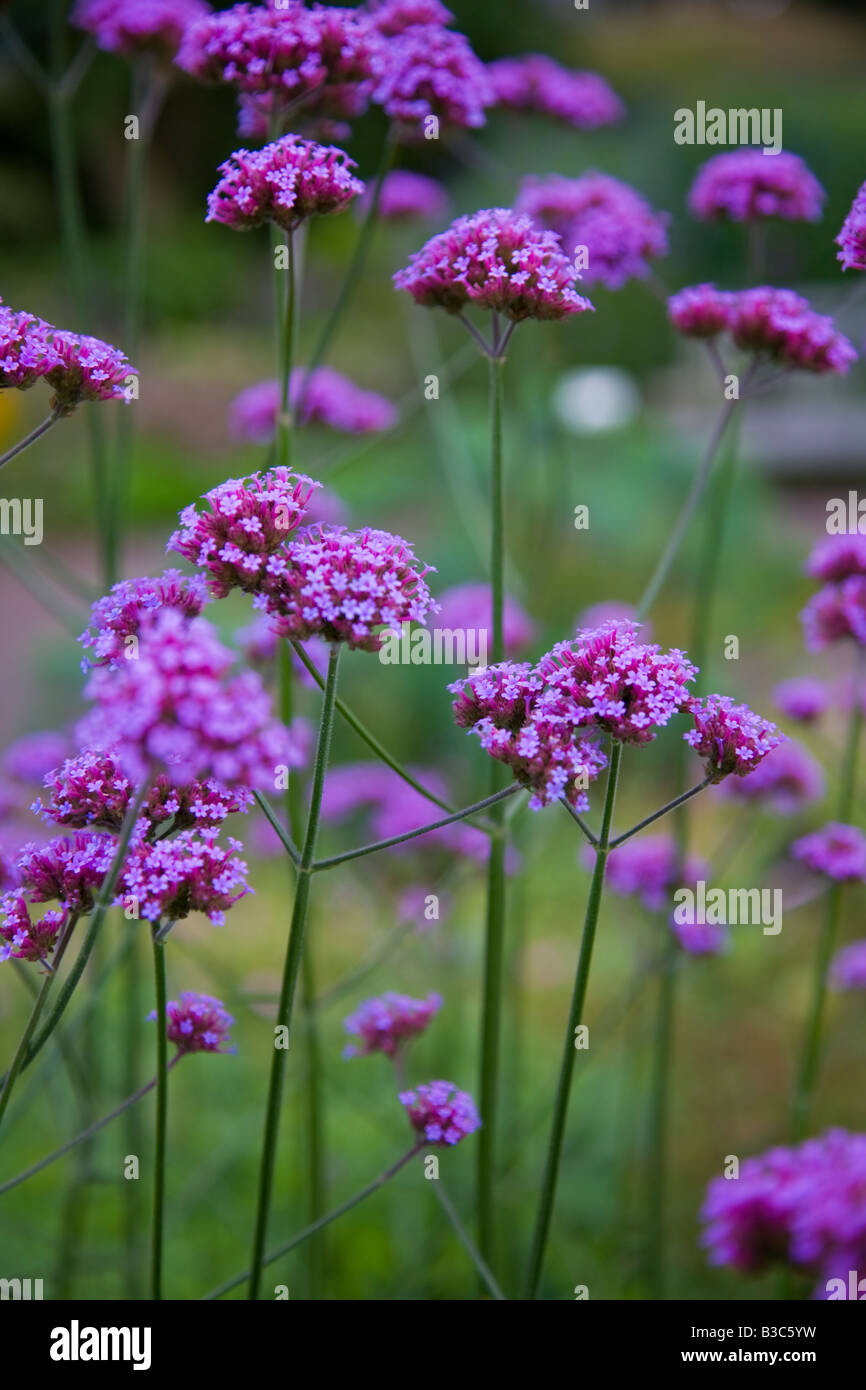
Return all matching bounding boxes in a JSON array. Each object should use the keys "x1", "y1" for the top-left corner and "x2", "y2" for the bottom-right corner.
[
  {"x1": 150, "y1": 991, "x2": 235, "y2": 1053},
  {"x1": 370, "y1": 24, "x2": 493, "y2": 137},
  {"x1": 3, "y1": 731, "x2": 72, "y2": 785},
  {"x1": 122, "y1": 828, "x2": 250, "y2": 926},
  {"x1": 684, "y1": 694, "x2": 786, "y2": 781},
  {"x1": 343, "y1": 991, "x2": 442, "y2": 1057},
  {"x1": 229, "y1": 370, "x2": 396, "y2": 440},
  {"x1": 836, "y1": 181, "x2": 866, "y2": 272},
  {"x1": 206, "y1": 136, "x2": 363, "y2": 233},
  {"x1": 399, "y1": 1079, "x2": 481, "y2": 1145},
  {"x1": 322, "y1": 761, "x2": 489, "y2": 862},
  {"x1": 552, "y1": 367, "x2": 641, "y2": 436},
  {"x1": 365, "y1": 0, "x2": 454, "y2": 35},
  {"x1": 729, "y1": 287, "x2": 857, "y2": 375},
  {"x1": 394, "y1": 208, "x2": 594, "y2": 322},
  {"x1": 0, "y1": 893, "x2": 66, "y2": 964},
  {"x1": 805, "y1": 534, "x2": 866, "y2": 584},
  {"x1": 791, "y1": 822, "x2": 866, "y2": 882},
  {"x1": 586, "y1": 834, "x2": 708, "y2": 912},
  {"x1": 487, "y1": 54, "x2": 624, "y2": 129},
  {"x1": 434, "y1": 583, "x2": 534, "y2": 657},
  {"x1": 772, "y1": 676, "x2": 829, "y2": 724},
  {"x1": 801, "y1": 576, "x2": 866, "y2": 650},
  {"x1": 361, "y1": 169, "x2": 449, "y2": 222},
  {"x1": 668, "y1": 283, "x2": 736, "y2": 338},
  {"x1": 72, "y1": 0, "x2": 210, "y2": 57},
  {"x1": 688, "y1": 150, "x2": 825, "y2": 223},
  {"x1": 831, "y1": 940, "x2": 866, "y2": 991},
  {"x1": 262, "y1": 525, "x2": 437, "y2": 651},
  {"x1": 516, "y1": 172, "x2": 668, "y2": 290},
  {"x1": 79, "y1": 570, "x2": 209, "y2": 668},
  {"x1": 715, "y1": 739, "x2": 824, "y2": 813},
  {"x1": 671, "y1": 913, "x2": 728, "y2": 957},
  {"x1": 575, "y1": 600, "x2": 647, "y2": 638}
]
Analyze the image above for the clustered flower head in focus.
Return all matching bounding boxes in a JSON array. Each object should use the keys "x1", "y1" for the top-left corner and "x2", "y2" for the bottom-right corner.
[
  {"x1": 399, "y1": 1080, "x2": 481, "y2": 1146},
  {"x1": 228, "y1": 370, "x2": 397, "y2": 443},
  {"x1": 801, "y1": 533, "x2": 866, "y2": 651},
  {"x1": 73, "y1": 0, "x2": 210, "y2": 58},
  {"x1": 0, "y1": 300, "x2": 134, "y2": 415},
  {"x1": 668, "y1": 284, "x2": 857, "y2": 377},
  {"x1": 836, "y1": 180, "x2": 866, "y2": 272},
  {"x1": 206, "y1": 134, "x2": 364, "y2": 233},
  {"x1": 688, "y1": 150, "x2": 825, "y2": 223},
  {"x1": 701, "y1": 1130, "x2": 866, "y2": 1297},
  {"x1": 685, "y1": 694, "x2": 785, "y2": 782},
  {"x1": 150, "y1": 991, "x2": 235, "y2": 1054},
  {"x1": 343, "y1": 991, "x2": 442, "y2": 1058},
  {"x1": 122, "y1": 827, "x2": 251, "y2": 926},
  {"x1": 487, "y1": 54, "x2": 624, "y2": 130},
  {"x1": 516, "y1": 172, "x2": 669, "y2": 290},
  {"x1": 79, "y1": 570, "x2": 209, "y2": 667}
]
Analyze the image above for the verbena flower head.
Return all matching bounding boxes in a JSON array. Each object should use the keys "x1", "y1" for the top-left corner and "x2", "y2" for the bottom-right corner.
[
  {"x1": 487, "y1": 54, "x2": 624, "y2": 129},
  {"x1": 836, "y1": 180, "x2": 866, "y2": 272},
  {"x1": 79, "y1": 570, "x2": 209, "y2": 667},
  {"x1": 262, "y1": 525, "x2": 437, "y2": 651},
  {"x1": 671, "y1": 913, "x2": 727, "y2": 958},
  {"x1": 365, "y1": 0, "x2": 454, "y2": 35},
  {"x1": 362, "y1": 170, "x2": 449, "y2": 222},
  {"x1": 773, "y1": 676, "x2": 829, "y2": 724},
  {"x1": 688, "y1": 150, "x2": 825, "y2": 223},
  {"x1": 0, "y1": 303, "x2": 54, "y2": 392},
  {"x1": 668, "y1": 283, "x2": 736, "y2": 338},
  {"x1": 207, "y1": 134, "x2": 363, "y2": 233},
  {"x1": 791, "y1": 823, "x2": 866, "y2": 882},
  {"x1": 685, "y1": 694, "x2": 785, "y2": 781},
  {"x1": 228, "y1": 370, "x2": 395, "y2": 441},
  {"x1": 73, "y1": 0, "x2": 210, "y2": 57},
  {"x1": 177, "y1": 2, "x2": 378, "y2": 126},
  {"x1": 435, "y1": 582, "x2": 534, "y2": 657},
  {"x1": 832, "y1": 940, "x2": 866, "y2": 991},
  {"x1": 399, "y1": 1079, "x2": 481, "y2": 1146},
  {"x1": 394, "y1": 208, "x2": 594, "y2": 321},
  {"x1": 3, "y1": 730, "x2": 72, "y2": 785},
  {"x1": 41, "y1": 329, "x2": 135, "y2": 415},
  {"x1": 801, "y1": 576, "x2": 866, "y2": 650},
  {"x1": 516, "y1": 173, "x2": 669, "y2": 290},
  {"x1": 0, "y1": 893, "x2": 66, "y2": 965},
  {"x1": 151, "y1": 991, "x2": 235, "y2": 1053},
  {"x1": 343, "y1": 991, "x2": 442, "y2": 1058},
  {"x1": 168, "y1": 468, "x2": 318, "y2": 598},
  {"x1": 16, "y1": 832, "x2": 115, "y2": 912},
  {"x1": 595, "y1": 834, "x2": 708, "y2": 912},
  {"x1": 805, "y1": 534, "x2": 866, "y2": 584},
  {"x1": 122, "y1": 828, "x2": 250, "y2": 925},
  {"x1": 541, "y1": 621, "x2": 698, "y2": 745},
  {"x1": 729, "y1": 287, "x2": 856, "y2": 375},
  {"x1": 715, "y1": 739, "x2": 824, "y2": 814},
  {"x1": 80, "y1": 608, "x2": 296, "y2": 787},
  {"x1": 370, "y1": 24, "x2": 493, "y2": 137}
]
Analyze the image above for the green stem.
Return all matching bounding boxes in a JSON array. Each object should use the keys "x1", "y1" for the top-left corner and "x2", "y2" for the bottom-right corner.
[
  {"x1": 247, "y1": 645, "x2": 341, "y2": 1300},
  {"x1": 609, "y1": 779, "x2": 711, "y2": 850},
  {"x1": 301, "y1": 945, "x2": 325, "y2": 1297},
  {"x1": 0, "y1": 412, "x2": 62, "y2": 470},
  {"x1": 524, "y1": 740, "x2": 623, "y2": 1299},
  {"x1": 0, "y1": 922, "x2": 75, "y2": 1133},
  {"x1": 433, "y1": 1182, "x2": 507, "y2": 1301},
  {"x1": 312, "y1": 785, "x2": 518, "y2": 871},
  {"x1": 273, "y1": 227, "x2": 295, "y2": 468},
  {"x1": 151, "y1": 931, "x2": 168, "y2": 1300}
]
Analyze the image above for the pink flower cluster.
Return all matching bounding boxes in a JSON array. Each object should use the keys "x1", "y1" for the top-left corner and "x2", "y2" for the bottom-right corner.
[
  {"x1": 262, "y1": 526, "x2": 437, "y2": 652},
  {"x1": 791, "y1": 823, "x2": 866, "y2": 882},
  {"x1": 516, "y1": 172, "x2": 669, "y2": 291},
  {"x1": 121, "y1": 827, "x2": 250, "y2": 926},
  {"x1": 487, "y1": 54, "x2": 624, "y2": 130},
  {"x1": 801, "y1": 533, "x2": 866, "y2": 650},
  {"x1": 370, "y1": 23, "x2": 493, "y2": 135},
  {"x1": 435, "y1": 582, "x2": 534, "y2": 657},
  {"x1": 361, "y1": 170, "x2": 449, "y2": 222},
  {"x1": 399, "y1": 1079, "x2": 481, "y2": 1146},
  {"x1": 669, "y1": 284, "x2": 857, "y2": 375},
  {"x1": 685, "y1": 694, "x2": 785, "y2": 781},
  {"x1": 0, "y1": 895, "x2": 66, "y2": 965},
  {"x1": 168, "y1": 468, "x2": 318, "y2": 598},
  {"x1": 688, "y1": 150, "x2": 825, "y2": 223},
  {"x1": 79, "y1": 570, "x2": 209, "y2": 667},
  {"x1": 16, "y1": 832, "x2": 116, "y2": 913},
  {"x1": 0, "y1": 301, "x2": 134, "y2": 413},
  {"x1": 151, "y1": 991, "x2": 235, "y2": 1053},
  {"x1": 206, "y1": 135, "x2": 364, "y2": 233},
  {"x1": 229, "y1": 370, "x2": 396, "y2": 441},
  {"x1": 394, "y1": 208, "x2": 594, "y2": 322},
  {"x1": 365, "y1": 0, "x2": 454, "y2": 36},
  {"x1": 73, "y1": 0, "x2": 209, "y2": 57},
  {"x1": 343, "y1": 991, "x2": 442, "y2": 1057},
  {"x1": 836, "y1": 180, "x2": 866, "y2": 272}
]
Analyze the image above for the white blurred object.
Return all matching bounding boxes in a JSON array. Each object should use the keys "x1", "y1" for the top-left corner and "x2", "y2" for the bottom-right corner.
[{"x1": 552, "y1": 367, "x2": 641, "y2": 435}]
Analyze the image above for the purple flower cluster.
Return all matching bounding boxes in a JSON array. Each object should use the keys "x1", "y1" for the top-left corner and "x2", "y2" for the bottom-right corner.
[
  {"x1": 591, "y1": 834, "x2": 708, "y2": 912},
  {"x1": 370, "y1": 24, "x2": 493, "y2": 136},
  {"x1": 79, "y1": 570, "x2": 209, "y2": 667},
  {"x1": 773, "y1": 676, "x2": 829, "y2": 724},
  {"x1": 168, "y1": 468, "x2": 317, "y2": 598},
  {"x1": 832, "y1": 940, "x2": 866, "y2": 991},
  {"x1": 151, "y1": 991, "x2": 235, "y2": 1053},
  {"x1": 16, "y1": 832, "x2": 115, "y2": 913},
  {"x1": 399, "y1": 1079, "x2": 481, "y2": 1146},
  {"x1": 365, "y1": 0, "x2": 454, "y2": 36},
  {"x1": 394, "y1": 208, "x2": 594, "y2": 322},
  {"x1": 516, "y1": 172, "x2": 669, "y2": 290},
  {"x1": 836, "y1": 180, "x2": 866, "y2": 272},
  {"x1": 791, "y1": 823, "x2": 866, "y2": 882},
  {"x1": 435, "y1": 582, "x2": 534, "y2": 657},
  {"x1": 343, "y1": 991, "x2": 442, "y2": 1058},
  {"x1": 0, "y1": 895, "x2": 66, "y2": 965},
  {"x1": 0, "y1": 301, "x2": 134, "y2": 413},
  {"x1": 671, "y1": 913, "x2": 727, "y2": 959},
  {"x1": 701, "y1": 1130, "x2": 866, "y2": 1294},
  {"x1": 206, "y1": 135, "x2": 364, "y2": 233},
  {"x1": 487, "y1": 54, "x2": 624, "y2": 130},
  {"x1": 121, "y1": 827, "x2": 250, "y2": 926},
  {"x1": 262, "y1": 526, "x2": 437, "y2": 652},
  {"x1": 669, "y1": 284, "x2": 857, "y2": 375},
  {"x1": 73, "y1": 0, "x2": 209, "y2": 57},
  {"x1": 229, "y1": 370, "x2": 396, "y2": 441},
  {"x1": 801, "y1": 534, "x2": 866, "y2": 651},
  {"x1": 715, "y1": 739, "x2": 824, "y2": 813},
  {"x1": 3, "y1": 730, "x2": 72, "y2": 785},
  {"x1": 362, "y1": 170, "x2": 449, "y2": 222},
  {"x1": 685, "y1": 694, "x2": 785, "y2": 782},
  {"x1": 688, "y1": 150, "x2": 825, "y2": 223}
]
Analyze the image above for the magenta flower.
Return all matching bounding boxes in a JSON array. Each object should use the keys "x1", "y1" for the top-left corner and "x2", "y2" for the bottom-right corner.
[
  {"x1": 792, "y1": 823, "x2": 866, "y2": 882},
  {"x1": 365, "y1": 0, "x2": 454, "y2": 35},
  {"x1": 487, "y1": 54, "x2": 624, "y2": 130},
  {"x1": 3, "y1": 731, "x2": 72, "y2": 785},
  {"x1": 729, "y1": 287, "x2": 856, "y2": 375},
  {"x1": 16, "y1": 832, "x2": 116, "y2": 913},
  {"x1": 79, "y1": 570, "x2": 209, "y2": 667},
  {"x1": 168, "y1": 468, "x2": 318, "y2": 598},
  {"x1": 671, "y1": 914, "x2": 727, "y2": 958},
  {"x1": 715, "y1": 739, "x2": 824, "y2": 814},
  {"x1": 688, "y1": 150, "x2": 825, "y2": 223},
  {"x1": 772, "y1": 676, "x2": 829, "y2": 724},
  {"x1": 122, "y1": 827, "x2": 250, "y2": 926},
  {"x1": 206, "y1": 135, "x2": 364, "y2": 234},
  {"x1": 668, "y1": 283, "x2": 736, "y2": 338},
  {"x1": 361, "y1": 170, "x2": 449, "y2": 222},
  {"x1": 516, "y1": 173, "x2": 669, "y2": 290},
  {"x1": 0, "y1": 893, "x2": 66, "y2": 965},
  {"x1": 229, "y1": 369, "x2": 396, "y2": 441},
  {"x1": 685, "y1": 694, "x2": 785, "y2": 782},
  {"x1": 591, "y1": 834, "x2": 708, "y2": 912},
  {"x1": 399, "y1": 1079, "x2": 481, "y2": 1146},
  {"x1": 394, "y1": 208, "x2": 594, "y2": 322},
  {"x1": 343, "y1": 991, "x2": 442, "y2": 1058},
  {"x1": 801, "y1": 576, "x2": 866, "y2": 650},
  {"x1": 262, "y1": 525, "x2": 437, "y2": 652},
  {"x1": 0, "y1": 302, "x2": 134, "y2": 412},
  {"x1": 0, "y1": 303, "x2": 55, "y2": 392},
  {"x1": 836, "y1": 181, "x2": 866, "y2": 272},
  {"x1": 151, "y1": 991, "x2": 235, "y2": 1053},
  {"x1": 832, "y1": 940, "x2": 866, "y2": 991},
  {"x1": 72, "y1": 0, "x2": 210, "y2": 57},
  {"x1": 806, "y1": 534, "x2": 866, "y2": 584},
  {"x1": 370, "y1": 24, "x2": 493, "y2": 136},
  {"x1": 435, "y1": 582, "x2": 534, "y2": 657}
]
